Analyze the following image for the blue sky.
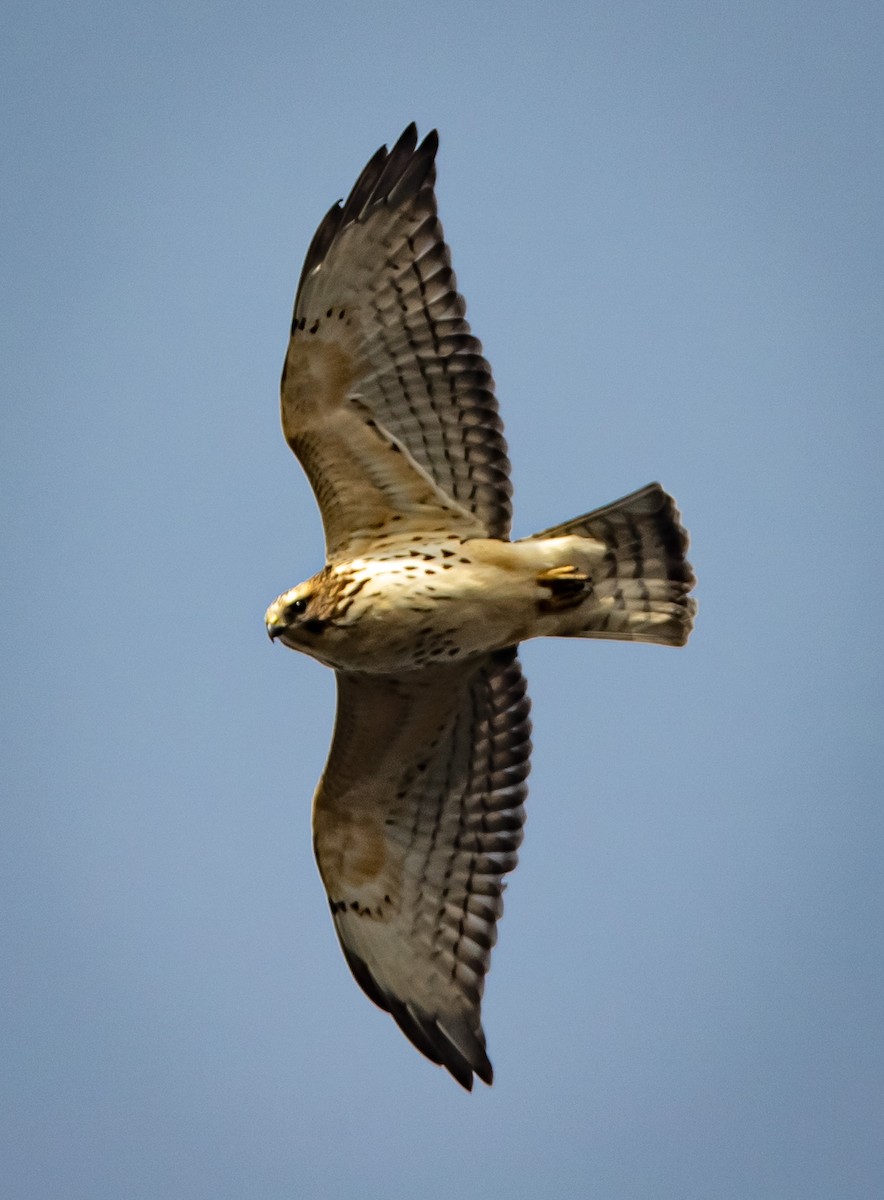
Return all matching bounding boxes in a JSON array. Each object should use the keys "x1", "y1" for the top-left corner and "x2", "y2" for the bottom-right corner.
[{"x1": 3, "y1": 2, "x2": 883, "y2": 1197}]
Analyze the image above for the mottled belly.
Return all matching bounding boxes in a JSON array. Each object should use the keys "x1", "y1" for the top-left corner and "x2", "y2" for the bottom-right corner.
[{"x1": 311, "y1": 551, "x2": 536, "y2": 673}]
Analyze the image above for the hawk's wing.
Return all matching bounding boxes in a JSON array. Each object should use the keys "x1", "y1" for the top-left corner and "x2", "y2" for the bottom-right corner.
[
  {"x1": 312, "y1": 650, "x2": 531, "y2": 1089},
  {"x1": 281, "y1": 125, "x2": 513, "y2": 558}
]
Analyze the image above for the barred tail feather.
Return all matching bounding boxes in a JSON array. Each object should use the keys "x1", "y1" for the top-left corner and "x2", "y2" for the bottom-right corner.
[{"x1": 535, "y1": 482, "x2": 697, "y2": 647}]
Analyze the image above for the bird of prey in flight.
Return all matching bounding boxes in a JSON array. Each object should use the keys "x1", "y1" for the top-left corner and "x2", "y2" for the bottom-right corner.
[{"x1": 265, "y1": 125, "x2": 696, "y2": 1089}]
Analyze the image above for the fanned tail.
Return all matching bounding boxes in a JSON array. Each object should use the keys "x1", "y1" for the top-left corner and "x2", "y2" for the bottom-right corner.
[{"x1": 534, "y1": 483, "x2": 697, "y2": 647}]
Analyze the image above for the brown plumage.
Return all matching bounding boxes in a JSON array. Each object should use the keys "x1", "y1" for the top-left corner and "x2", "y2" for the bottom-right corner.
[{"x1": 265, "y1": 125, "x2": 696, "y2": 1088}]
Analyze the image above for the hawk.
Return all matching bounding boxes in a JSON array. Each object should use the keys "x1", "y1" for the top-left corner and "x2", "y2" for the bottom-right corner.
[{"x1": 265, "y1": 125, "x2": 696, "y2": 1089}]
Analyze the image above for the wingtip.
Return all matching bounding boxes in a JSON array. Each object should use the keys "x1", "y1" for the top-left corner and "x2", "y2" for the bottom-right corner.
[
  {"x1": 336, "y1": 937, "x2": 494, "y2": 1090},
  {"x1": 394, "y1": 122, "x2": 419, "y2": 151},
  {"x1": 391, "y1": 122, "x2": 437, "y2": 149},
  {"x1": 295, "y1": 125, "x2": 443, "y2": 301},
  {"x1": 419, "y1": 127, "x2": 439, "y2": 157},
  {"x1": 438, "y1": 1042, "x2": 493, "y2": 1092}
]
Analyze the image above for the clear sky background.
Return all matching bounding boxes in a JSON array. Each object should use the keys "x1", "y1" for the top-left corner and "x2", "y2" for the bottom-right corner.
[{"x1": 3, "y1": 2, "x2": 883, "y2": 1197}]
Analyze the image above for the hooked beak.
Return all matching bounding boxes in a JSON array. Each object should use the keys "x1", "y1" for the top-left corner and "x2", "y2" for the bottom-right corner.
[{"x1": 266, "y1": 623, "x2": 284, "y2": 642}]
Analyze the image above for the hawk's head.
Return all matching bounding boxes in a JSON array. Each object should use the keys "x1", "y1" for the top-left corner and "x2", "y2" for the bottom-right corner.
[
  {"x1": 265, "y1": 564, "x2": 379, "y2": 669},
  {"x1": 265, "y1": 581, "x2": 330, "y2": 652}
]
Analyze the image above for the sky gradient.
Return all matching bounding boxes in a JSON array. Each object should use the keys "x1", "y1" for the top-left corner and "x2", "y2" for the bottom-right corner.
[{"x1": 4, "y1": 2, "x2": 883, "y2": 1197}]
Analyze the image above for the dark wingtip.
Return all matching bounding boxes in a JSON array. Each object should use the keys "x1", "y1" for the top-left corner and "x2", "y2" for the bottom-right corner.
[
  {"x1": 336, "y1": 937, "x2": 492, "y2": 1090},
  {"x1": 295, "y1": 126, "x2": 440, "y2": 304},
  {"x1": 391, "y1": 122, "x2": 419, "y2": 155},
  {"x1": 420, "y1": 127, "x2": 439, "y2": 157}
]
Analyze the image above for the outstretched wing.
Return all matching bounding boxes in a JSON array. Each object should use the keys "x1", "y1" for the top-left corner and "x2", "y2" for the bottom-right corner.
[
  {"x1": 312, "y1": 651, "x2": 531, "y2": 1089},
  {"x1": 281, "y1": 125, "x2": 513, "y2": 558}
]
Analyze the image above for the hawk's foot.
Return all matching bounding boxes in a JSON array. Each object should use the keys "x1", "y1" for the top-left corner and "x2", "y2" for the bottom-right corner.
[{"x1": 537, "y1": 565, "x2": 591, "y2": 610}]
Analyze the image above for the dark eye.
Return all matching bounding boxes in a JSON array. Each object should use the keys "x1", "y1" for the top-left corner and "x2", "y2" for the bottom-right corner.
[{"x1": 285, "y1": 597, "x2": 308, "y2": 621}]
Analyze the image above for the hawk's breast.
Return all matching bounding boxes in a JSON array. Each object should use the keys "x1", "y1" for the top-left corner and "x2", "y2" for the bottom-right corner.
[{"x1": 305, "y1": 540, "x2": 541, "y2": 673}]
